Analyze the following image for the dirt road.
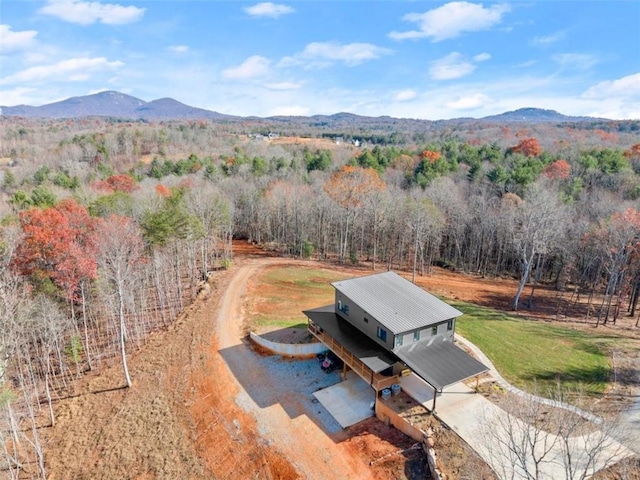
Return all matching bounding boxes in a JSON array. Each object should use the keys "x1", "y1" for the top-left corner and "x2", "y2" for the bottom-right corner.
[{"x1": 210, "y1": 257, "x2": 382, "y2": 479}]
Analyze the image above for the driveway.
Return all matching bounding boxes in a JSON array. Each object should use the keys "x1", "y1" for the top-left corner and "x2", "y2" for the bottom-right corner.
[
  {"x1": 214, "y1": 257, "x2": 386, "y2": 480},
  {"x1": 401, "y1": 367, "x2": 633, "y2": 479}
]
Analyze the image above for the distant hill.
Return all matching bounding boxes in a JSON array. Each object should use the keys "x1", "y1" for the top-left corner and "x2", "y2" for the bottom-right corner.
[
  {"x1": 481, "y1": 107, "x2": 598, "y2": 123},
  {"x1": 0, "y1": 91, "x2": 236, "y2": 121},
  {"x1": 1, "y1": 92, "x2": 606, "y2": 124}
]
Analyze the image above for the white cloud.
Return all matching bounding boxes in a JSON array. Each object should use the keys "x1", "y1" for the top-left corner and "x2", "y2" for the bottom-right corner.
[
  {"x1": 167, "y1": 45, "x2": 189, "y2": 53},
  {"x1": 39, "y1": 0, "x2": 145, "y2": 25},
  {"x1": 264, "y1": 81, "x2": 302, "y2": 91},
  {"x1": 582, "y1": 72, "x2": 640, "y2": 99},
  {"x1": 389, "y1": 1, "x2": 510, "y2": 42},
  {"x1": 473, "y1": 52, "x2": 491, "y2": 62},
  {"x1": 244, "y1": 2, "x2": 294, "y2": 19},
  {"x1": 445, "y1": 93, "x2": 493, "y2": 110},
  {"x1": 552, "y1": 53, "x2": 598, "y2": 71},
  {"x1": 222, "y1": 55, "x2": 271, "y2": 80},
  {"x1": 0, "y1": 57, "x2": 124, "y2": 85},
  {"x1": 0, "y1": 25, "x2": 38, "y2": 54},
  {"x1": 279, "y1": 42, "x2": 391, "y2": 68},
  {"x1": 394, "y1": 89, "x2": 417, "y2": 101},
  {"x1": 531, "y1": 31, "x2": 566, "y2": 46},
  {"x1": 0, "y1": 87, "x2": 38, "y2": 106},
  {"x1": 429, "y1": 52, "x2": 476, "y2": 80}
]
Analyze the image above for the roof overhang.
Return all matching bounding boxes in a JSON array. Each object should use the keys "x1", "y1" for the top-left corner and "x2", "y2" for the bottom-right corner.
[
  {"x1": 394, "y1": 337, "x2": 489, "y2": 391},
  {"x1": 303, "y1": 305, "x2": 396, "y2": 373}
]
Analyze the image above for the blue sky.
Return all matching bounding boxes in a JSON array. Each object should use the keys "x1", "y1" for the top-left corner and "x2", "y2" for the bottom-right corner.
[{"x1": 1, "y1": 1, "x2": 639, "y2": 119}]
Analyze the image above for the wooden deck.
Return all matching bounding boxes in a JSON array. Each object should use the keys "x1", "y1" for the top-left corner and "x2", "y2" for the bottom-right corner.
[{"x1": 308, "y1": 322, "x2": 400, "y2": 392}]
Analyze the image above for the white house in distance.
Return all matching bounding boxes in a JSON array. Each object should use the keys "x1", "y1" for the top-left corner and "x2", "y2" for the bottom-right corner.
[{"x1": 305, "y1": 271, "x2": 488, "y2": 410}]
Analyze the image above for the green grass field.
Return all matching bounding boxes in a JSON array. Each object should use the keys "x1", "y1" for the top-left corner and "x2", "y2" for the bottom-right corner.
[
  {"x1": 251, "y1": 266, "x2": 615, "y2": 396},
  {"x1": 453, "y1": 301, "x2": 614, "y2": 395}
]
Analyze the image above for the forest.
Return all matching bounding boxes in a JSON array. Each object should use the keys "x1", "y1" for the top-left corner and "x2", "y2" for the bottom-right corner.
[{"x1": 1, "y1": 113, "x2": 640, "y2": 477}]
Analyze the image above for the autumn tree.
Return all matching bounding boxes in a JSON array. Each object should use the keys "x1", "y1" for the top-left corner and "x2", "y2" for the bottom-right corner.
[
  {"x1": 12, "y1": 199, "x2": 100, "y2": 301},
  {"x1": 509, "y1": 137, "x2": 542, "y2": 157},
  {"x1": 543, "y1": 159, "x2": 571, "y2": 180},
  {"x1": 323, "y1": 166, "x2": 385, "y2": 262}
]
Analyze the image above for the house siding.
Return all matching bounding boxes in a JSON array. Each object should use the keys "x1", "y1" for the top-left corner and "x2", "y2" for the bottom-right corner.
[
  {"x1": 335, "y1": 291, "x2": 393, "y2": 350},
  {"x1": 394, "y1": 320, "x2": 455, "y2": 348}
]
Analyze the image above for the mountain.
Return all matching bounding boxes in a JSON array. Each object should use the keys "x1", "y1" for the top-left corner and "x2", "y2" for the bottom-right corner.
[
  {"x1": 0, "y1": 91, "x2": 236, "y2": 121},
  {"x1": 1, "y1": 92, "x2": 605, "y2": 123},
  {"x1": 481, "y1": 107, "x2": 597, "y2": 123}
]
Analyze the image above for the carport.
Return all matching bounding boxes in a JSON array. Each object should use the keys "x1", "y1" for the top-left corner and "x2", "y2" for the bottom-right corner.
[{"x1": 394, "y1": 336, "x2": 489, "y2": 411}]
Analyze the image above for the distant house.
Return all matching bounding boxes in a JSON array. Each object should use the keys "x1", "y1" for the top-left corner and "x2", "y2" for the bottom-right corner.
[{"x1": 305, "y1": 271, "x2": 488, "y2": 409}]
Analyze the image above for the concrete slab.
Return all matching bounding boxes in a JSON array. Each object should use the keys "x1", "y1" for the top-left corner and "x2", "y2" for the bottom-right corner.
[{"x1": 313, "y1": 372, "x2": 375, "y2": 428}]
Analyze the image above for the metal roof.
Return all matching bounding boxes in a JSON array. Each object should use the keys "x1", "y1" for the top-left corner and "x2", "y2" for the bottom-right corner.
[
  {"x1": 332, "y1": 271, "x2": 463, "y2": 334},
  {"x1": 303, "y1": 305, "x2": 396, "y2": 373},
  {"x1": 394, "y1": 337, "x2": 489, "y2": 390}
]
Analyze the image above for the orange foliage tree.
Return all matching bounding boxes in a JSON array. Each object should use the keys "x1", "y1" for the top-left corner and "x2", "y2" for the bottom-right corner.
[
  {"x1": 420, "y1": 150, "x2": 442, "y2": 163},
  {"x1": 324, "y1": 165, "x2": 385, "y2": 210},
  {"x1": 324, "y1": 166, "x2": 385, "y2": 261},
  {"x1": 510, "y1": 138, "x2": 541, "y2": 157},
  {"x1": 543, "y1": 159, "x2": 571, "y2": 180}
]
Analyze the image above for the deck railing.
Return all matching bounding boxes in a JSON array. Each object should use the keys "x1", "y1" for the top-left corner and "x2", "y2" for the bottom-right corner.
[{"x1": 308, "y1": 322, "x2": 399, "y2": 392}]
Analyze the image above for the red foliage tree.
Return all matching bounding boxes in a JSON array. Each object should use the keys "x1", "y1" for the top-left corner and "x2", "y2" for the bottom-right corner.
[
  {"x1": 12, "y1": 199, "x2": 101, "y2": 301},
  {"x1": 510, "y1": 138, "x2": 542, "y2": 157},
  {"x1": 106, "y1": 174, "x2": 138, "y2": 193},
  {"x1": 543, "y1": 159, "x2": 571, "y2": 180}
]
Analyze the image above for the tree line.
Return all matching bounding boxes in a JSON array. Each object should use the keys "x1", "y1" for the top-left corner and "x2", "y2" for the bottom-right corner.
[{"x1": 0, "y1": 116, "x2": 639, "y2": 477}]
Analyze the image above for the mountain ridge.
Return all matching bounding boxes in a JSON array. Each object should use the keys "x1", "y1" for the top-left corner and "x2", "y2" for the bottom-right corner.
[{"x1": 0, "y1": 90, "x2": 606, "y2": 123}]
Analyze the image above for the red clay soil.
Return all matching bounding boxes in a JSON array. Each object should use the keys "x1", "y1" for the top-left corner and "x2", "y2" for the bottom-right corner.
[{"x1": 40, "y1": 242, "x2": 640, "y2": 480}]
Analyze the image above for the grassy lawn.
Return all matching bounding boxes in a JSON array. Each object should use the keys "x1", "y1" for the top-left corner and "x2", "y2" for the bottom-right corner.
[{"x1": 453, "y1": 301, "x2": 615, "y2": 395}]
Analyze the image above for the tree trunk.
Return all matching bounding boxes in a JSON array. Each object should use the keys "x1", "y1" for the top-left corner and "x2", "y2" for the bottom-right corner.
[
  {"x1": 513, "y1": 250, "x2": 535, "y2": 311},
  {"x1": 117, "y1": 280, "x2": 132, "y2": 388}
]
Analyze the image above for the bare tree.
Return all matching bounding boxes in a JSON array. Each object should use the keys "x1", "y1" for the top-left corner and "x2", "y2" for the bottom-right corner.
[
  {"x1": 479, "y1": 388, "x2": 632, "y2": 480},
  {"x1": 505, "y1": 183, "x2": 568, "y2": 310},
  {"x1": 96, "y1": 215, "x2": 145, "y2": 388}
]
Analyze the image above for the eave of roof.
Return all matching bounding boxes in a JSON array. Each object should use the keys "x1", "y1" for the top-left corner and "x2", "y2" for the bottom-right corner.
[{"x1": 394, "y1": 336, "x2": 489, "y2": 390}]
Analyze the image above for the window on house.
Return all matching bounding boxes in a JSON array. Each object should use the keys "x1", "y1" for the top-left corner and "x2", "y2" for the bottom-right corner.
[
  {"x1": 364, "y1": 317, "x2": 369, "y2": 323},
  {"x1": 337, "y1": 301, "x2": 349, "y2": 316},
  {"x1": 395, "y1": 335, "x2": 403, "y2": 347},
  {"x1": 431, "y1": 325, "x2": 438, "y2": 335},
  {"x1": 377, "y1": 327, "x2": 387, "y2": 342},
  {"x1": 413, "y1": 331, "x2": 420, "y2": 342},
  {"x1": 447, "y1": 319, "x2": 453, "y2": 331}
]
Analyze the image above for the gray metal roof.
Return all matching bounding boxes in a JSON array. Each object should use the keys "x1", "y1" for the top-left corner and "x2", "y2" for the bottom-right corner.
[
  {"x1": 303, "y1": 305, "x2": 396, "y2": 373},
  {"x1": 394, "y1": 337, "x2": 489, "y2": 390},
  {"x1": 332, "y1": 271, "x2": 462, "y2": 334}
]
